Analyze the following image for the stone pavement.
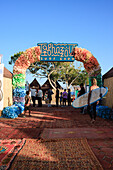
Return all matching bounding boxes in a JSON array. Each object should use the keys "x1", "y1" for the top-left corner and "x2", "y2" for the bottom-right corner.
[{"x1": 0, "y1": 105, "x2": 113, "y2": 169}]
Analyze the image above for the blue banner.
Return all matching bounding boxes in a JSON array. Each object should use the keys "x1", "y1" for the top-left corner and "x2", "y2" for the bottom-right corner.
[{"x1": 37, "y1": 42, "x2": 78, "y2": 62}]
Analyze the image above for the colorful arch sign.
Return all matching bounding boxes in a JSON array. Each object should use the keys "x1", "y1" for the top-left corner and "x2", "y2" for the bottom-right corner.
[
  {"x1": 37, "y1": 42, "x2": 78, "y2": 62},
  {"x1": 2, "y1": 43, "x2": 101, "y2": 118}
]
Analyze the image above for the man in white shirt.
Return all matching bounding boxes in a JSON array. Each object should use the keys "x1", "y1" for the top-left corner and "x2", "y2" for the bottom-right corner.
[
  {"x1": 30, "y1": 86, "x2": 36, "y2": 107},
  {"x1": 37, "y1": 87, "x2": 43, "y2": 107}
]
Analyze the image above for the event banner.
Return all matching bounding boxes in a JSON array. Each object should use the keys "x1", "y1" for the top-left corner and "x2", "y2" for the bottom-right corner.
[
  {"x1": 37, "y1": 42, "x2": 78, "y2": 62},
  {"x1": 0, "y1": 64, "x2": 4, "y2": 110}
]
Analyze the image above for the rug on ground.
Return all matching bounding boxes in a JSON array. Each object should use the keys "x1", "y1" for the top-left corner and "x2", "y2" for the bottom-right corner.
[
  {"x1": 10, "y1": 138, "x2": 103, "y2": 170},
  {"x1": 0, "y1": 138, "x2": 26, "y2": 170}
]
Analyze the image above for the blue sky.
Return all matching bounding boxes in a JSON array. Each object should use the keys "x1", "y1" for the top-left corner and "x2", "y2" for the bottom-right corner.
[{"x1": 0, "y1": 0, "x2": 113, "y2": 84}]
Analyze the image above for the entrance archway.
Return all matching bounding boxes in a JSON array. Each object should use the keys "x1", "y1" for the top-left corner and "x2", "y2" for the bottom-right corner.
[
  {"x1": 12, "y1": 46, "x2": 41, "y2": 106},
  {"x1": 3, "y1": 45, "x2": 101, "y2": 118}
]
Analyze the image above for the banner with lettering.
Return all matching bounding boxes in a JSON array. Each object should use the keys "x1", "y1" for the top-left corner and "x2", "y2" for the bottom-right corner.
[{"x1": 37, "y1": 42, "x2": 78, "y2": 62}]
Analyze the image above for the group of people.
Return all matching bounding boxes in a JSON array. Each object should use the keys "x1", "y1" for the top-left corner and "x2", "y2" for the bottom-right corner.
[
  {"x1": 24, "y1": 78, "x2": 99, "y2": 124},
  {"x1": 44, "y1": 87, "x2": 72, "y2": 107},
  {"x1": 24, "y1": 86, "x2": 72, "y2": 116},
  {"x1": 24, "y1": 87, "x2": 55, "y2": 117},
  {"x1": 30, "y1": 86, "x2": 43, "y2": 107},
  {"x1": 56, "y1": 88, "x2": 72, "y2": 107}
]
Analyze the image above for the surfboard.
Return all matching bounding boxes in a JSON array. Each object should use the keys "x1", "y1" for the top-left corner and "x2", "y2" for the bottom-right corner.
[{"x1": 72, "y1": 87, "x2": 108, "y2": 108}]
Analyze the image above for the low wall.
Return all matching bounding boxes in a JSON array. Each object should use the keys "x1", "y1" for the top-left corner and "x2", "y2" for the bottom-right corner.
[
  {"x1": 3, "y1": 77, "x2": 13, "y2": 108},
  {"x1": 102, "y1": 77, "x2": 113, "y2": 108}
]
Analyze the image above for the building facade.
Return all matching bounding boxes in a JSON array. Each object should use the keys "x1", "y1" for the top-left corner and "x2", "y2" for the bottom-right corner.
[{"x1": 102, "y1": 67, "x2": 113, "y2": 108}]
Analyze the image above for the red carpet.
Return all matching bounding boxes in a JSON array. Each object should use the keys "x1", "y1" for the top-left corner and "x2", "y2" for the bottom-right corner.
[
  {"x1": 41, "y1": 127, "x2": 113, "y2": 140},
  {"x1": 10, "y1": 138, "x2": 103, "y2": 170},
  {"x1": 0, "y1": 138, "x2": 25, "y2": 170}
]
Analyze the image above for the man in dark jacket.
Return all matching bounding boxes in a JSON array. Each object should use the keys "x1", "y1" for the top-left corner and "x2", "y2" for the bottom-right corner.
[
  {"x1": 68, "y1": 89, "x2": 71, "y2": 106},
  {"x1": 56, "y1": 87, "x2": 59, "y2": 107},
  {"x1": 78, "y1": 83, "x2": 85, "y2": 113},
  {"x1": 78, "y1": 83, "x2": 85, "y2": 97}
]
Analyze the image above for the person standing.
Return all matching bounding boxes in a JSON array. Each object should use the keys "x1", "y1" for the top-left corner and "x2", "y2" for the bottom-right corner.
[
  {"x1": 35, "y1": 89, "x2": 39, "y2": 106},
  {"x1": 77, "y1": 83, "x2": 85, "y2": 113},
  {"x1": 24, "y1": 91, "x2": 31, "y2": 117},
  {"x1": 48, "y1": 88, "x2": 53, "y2": 107},
  {"x1": 37, "y1": 87, "x2": 43, "y2": 107},
  {"x1": 56, "y1": 87, "x2": 59, "y2": 107},
  {"x1": 44, "y1": 90, "x2": 49, "y2": 104},
  {"x1": 77, "y1": 83, "x2": 85, "y2": 97},
  {"x1": 88, "y1": 78, "x2": 99, "y2": 123},
  {"x1": 63, "y1": 89, "x2": 68, "y2": 106},
  {"x1": 60, "y1": 92, "x2": 63, "y2": 106},
  {"x1": 30, "y1": 86, "x2": 36, "y2": 107},
  {"x1": 68, "y1": 89, "x2": 71, "y2": 106}
]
